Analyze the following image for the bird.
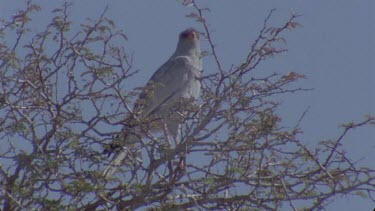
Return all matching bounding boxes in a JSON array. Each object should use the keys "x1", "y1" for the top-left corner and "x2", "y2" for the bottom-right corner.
[{"x1": 103, "y1": 28, "x2": 202, "y2": 178}]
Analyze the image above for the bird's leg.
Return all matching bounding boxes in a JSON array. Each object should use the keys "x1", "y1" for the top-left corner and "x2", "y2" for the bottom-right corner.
[
  {"x1": 173, "y1": 132, "x2": 179, "y2": 147},
  {"x1": 161, "y1": 123, "x2": 174, "y2": 181},
  {"x1": 174, "y1": 124, "x2": 186, "y2": 171},
  {"x1": 162, "y1": 123, "x2": 171, "y2": 147}
]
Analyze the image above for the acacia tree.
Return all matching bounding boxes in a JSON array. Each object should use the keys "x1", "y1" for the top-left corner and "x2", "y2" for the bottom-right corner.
[{"x1": 1, "y1": 1, "x2": 374, "y2": 210}]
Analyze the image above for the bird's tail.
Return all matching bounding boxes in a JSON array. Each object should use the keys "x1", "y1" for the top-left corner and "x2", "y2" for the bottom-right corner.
[
  {"x1": 103, "y1": 149, "x2": 129, "y2": 178},
  {"x1": 102, "y1": 134, "x2": 141, "y2": 178}
]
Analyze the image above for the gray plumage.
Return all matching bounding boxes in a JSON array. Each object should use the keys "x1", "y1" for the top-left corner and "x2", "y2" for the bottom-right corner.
[{"x1": 103, "y1": 28, "x2": 202, "y2": 178}]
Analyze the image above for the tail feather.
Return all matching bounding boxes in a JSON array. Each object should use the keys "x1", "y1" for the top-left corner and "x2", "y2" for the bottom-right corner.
[
  {"x1": 103, "y1": 133, "x2": 141, "y2": 178},
  {"x1": 103, "y1": 148, "x2": 128, "y2": 178}
]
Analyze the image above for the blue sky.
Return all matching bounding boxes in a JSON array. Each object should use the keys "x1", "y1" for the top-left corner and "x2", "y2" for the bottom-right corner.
[{"x1": 1, "y1": 1, "x2": 374, "y2": 210}]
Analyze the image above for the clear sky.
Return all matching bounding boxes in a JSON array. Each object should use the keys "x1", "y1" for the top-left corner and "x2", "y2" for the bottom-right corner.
[{"x1": 1, "y1": 1, "x2": 374, "y2": 210}]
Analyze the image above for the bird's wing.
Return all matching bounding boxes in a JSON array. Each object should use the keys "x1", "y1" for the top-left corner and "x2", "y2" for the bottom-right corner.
[{"x1": 134, "y1": 56, "x2": 198, "y2": 116}]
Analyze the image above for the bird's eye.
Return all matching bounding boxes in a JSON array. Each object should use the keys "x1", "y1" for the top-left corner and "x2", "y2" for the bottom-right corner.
[{"x1": 181, "y1": 31, "x2": 196, "y2": 40}]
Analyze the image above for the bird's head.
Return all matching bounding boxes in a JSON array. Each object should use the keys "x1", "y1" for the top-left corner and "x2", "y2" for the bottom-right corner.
[{"x1": 175, "y1": 28, "x2": 201, "y2": 56}]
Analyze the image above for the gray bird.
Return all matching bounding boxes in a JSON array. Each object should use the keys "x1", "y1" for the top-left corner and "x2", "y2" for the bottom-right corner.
[{"x1": 103, "y1": 28, "x2": 202, "y2": 178}]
